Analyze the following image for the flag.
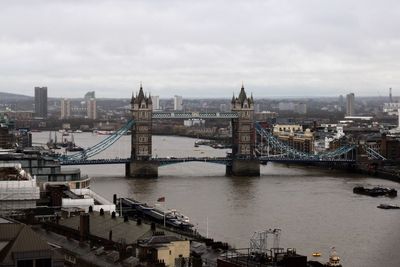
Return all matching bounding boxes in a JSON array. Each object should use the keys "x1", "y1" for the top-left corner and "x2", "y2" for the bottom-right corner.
[{"x1": 157, "y1": 197, "x2": 165, "y2": 202}]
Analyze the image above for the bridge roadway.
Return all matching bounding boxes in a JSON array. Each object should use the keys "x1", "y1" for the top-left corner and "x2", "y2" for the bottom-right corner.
[{"x1": 59, "y1": 157, "x2": 356, "y2": 166}]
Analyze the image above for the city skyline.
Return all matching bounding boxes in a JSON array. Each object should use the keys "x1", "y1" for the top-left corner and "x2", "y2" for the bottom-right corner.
[{"x1": 0, "y1": 1, "x2": 400, "y2": 98}]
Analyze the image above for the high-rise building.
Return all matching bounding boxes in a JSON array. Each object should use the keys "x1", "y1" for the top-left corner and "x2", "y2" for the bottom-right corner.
[
  {"x1": 86, "y1": 98, "x2": 97, "y2": 119},
  {"x1": 346, "y1": 93, "x2": 355, "y2": 116},
  {"x1": 174, "y1": 95, "x2": 183, "y2": 111},
  {"x1": 174, "y1": 95, "x2": 183, "y2": 110},
  {"x1": 34, "y1": 87, "x2": 48, "y2": 118},
  {"x1": 60, "y1": 98, "x2": 71, "y2": 119},
  {"x1": 339, "y1": 95, "x2": 344, "y2": 106},
  {"x1": 220, "y1": 103, "x2": 228, "y2": 112},
  {"x1": 84, "y1": 91, "x2": 95, "y2": 101},
  {"x1": 151, "y1": 95, "x2": 160, "y2": 110}
]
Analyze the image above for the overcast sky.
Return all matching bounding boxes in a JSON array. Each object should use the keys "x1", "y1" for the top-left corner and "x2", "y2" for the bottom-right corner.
[{"x1": 0, "y1": 0, "x2": 399, "y2": 98}]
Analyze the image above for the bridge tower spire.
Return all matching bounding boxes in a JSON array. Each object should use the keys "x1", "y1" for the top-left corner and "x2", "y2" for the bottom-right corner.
[
  {"x1": 126, "y1": 84, "x2": 158, "y2": 178},
  {"x1": 227, "y1": 84, "x2": 260, "y2": 176}
]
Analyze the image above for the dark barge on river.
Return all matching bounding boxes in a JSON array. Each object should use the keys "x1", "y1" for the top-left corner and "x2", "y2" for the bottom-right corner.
[{"x1": 353, "y1": 186, "x2": 397, "y2": 197}]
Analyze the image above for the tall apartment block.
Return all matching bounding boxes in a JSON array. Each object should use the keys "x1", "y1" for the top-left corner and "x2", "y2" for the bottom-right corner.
[
  {"x1": 151, "y1": 95, "x2": 160, "y2": 110},
  {"x1": 60, "y1": 98, "x2": 71, "y2": 119},
  {"x1": 34, "y1": 87, "x2": 48, "y2": 118},
  {"x1": 346, "y1": 93, "x2": 355, "y2": 116},
  {"x1": 86, "y1": 98, "x2": 97, "y2": 119},
  {"x1": 174, "y1": 95, "x2": 183, "y2": 111}
]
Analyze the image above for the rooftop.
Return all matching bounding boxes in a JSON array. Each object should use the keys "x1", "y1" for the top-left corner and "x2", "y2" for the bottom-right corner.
[
  {"x1": 59, "y1": 211, "x2": 183, "y2": 245},
  {"x1": 0, "y1": 222, "x2": 62, "y2": 265}
]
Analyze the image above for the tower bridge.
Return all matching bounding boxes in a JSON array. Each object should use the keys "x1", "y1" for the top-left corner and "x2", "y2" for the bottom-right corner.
[
  {"x1": 58, "y1": 84, "x2": 378, "y2": 177},
  {"x1": 126, "y1": 84, "x2": 259, "y2": 177}
]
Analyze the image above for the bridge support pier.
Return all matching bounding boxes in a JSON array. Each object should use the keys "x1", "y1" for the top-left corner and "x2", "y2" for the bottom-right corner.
[
  {"x1": 226, "y1": 159, "x2": 260, "y2": 177},
  {"x1": 126, "y1": 160, "x2": 159, "y2": 178}
]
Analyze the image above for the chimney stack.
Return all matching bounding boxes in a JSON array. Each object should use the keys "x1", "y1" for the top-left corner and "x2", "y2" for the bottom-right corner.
[{"x1": 80, "y1": 213, "x2": 90, "y2": 241}]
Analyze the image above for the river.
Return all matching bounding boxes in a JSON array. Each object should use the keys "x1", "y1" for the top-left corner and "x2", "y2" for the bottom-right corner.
[{"x1": 34, "y1": 132, "x2": 400, "y2": 267}]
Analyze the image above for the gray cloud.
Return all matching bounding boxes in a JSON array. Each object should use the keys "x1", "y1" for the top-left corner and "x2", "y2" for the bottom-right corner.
[{"x1": 0, "y1": 0, "x2": 400, "y2": 98}]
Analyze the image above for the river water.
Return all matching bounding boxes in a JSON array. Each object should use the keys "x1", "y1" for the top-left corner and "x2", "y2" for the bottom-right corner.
[{"x1": 34, "y1": 132, "x2": 400, "y2": 267}]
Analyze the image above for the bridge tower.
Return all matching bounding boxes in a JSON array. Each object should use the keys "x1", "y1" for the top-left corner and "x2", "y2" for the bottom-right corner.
[
  {"x1": 126, "y1": 84, "x2": 158, "y2": 178},
  {"x1": 227, "y1": 84, "x2": 260, "y2": 176}
]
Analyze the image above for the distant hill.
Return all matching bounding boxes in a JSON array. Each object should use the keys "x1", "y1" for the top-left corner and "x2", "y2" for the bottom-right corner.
[{"x1": 0, "y1": 92, "x2": 32, "y2": 101}]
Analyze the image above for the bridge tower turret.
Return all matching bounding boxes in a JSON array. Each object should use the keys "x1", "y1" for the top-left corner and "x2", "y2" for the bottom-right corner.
[
  {"x1": 126, "y1": 84, "x2": 158, "y2": 178},
  {"x1": 227, "y1": 84, "x2": 260, "y2": 176}
]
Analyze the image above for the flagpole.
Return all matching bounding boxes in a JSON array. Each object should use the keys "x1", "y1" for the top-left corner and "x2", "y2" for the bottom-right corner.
[
  {"x1": 206, "y1": 216, "x2": 208, "y2": 238},
  {"x1": 164, "y1": 201, "x2": 166, "y2": 227}
]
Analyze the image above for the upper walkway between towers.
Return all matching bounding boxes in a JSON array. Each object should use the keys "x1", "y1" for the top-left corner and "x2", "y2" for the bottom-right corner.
[{"x1": 152, "y1": 111, "x2": 239, "y2": 119}]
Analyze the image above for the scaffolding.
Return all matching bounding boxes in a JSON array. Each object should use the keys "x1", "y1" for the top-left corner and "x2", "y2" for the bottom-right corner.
[
  {"x1": 249, "y1": 228, "x2": 282, "y2": 257},
  {"x1": 0, "y1": 163, "x2": 40, "y2": 214}
]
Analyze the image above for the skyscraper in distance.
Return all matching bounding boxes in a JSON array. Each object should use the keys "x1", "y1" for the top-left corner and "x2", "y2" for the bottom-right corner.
[
  {"x1": 86, "y1": 98, "x2": 97, "y2": 119},
  {"x1": 151, "y1": 95, "x2": 160, "y2": 110},
  {"x1": 346, "y1": 93, "x2": 355, "y2": 116},
  {"x1": 60, "y1": 98, "x2": 71, "y2": 119},
  {"x1": 174, "y1": 95, "x2": 183, "y2": 111},
  {"x1": 34, "y1": 86, "x2": 48, "y2": 118}
]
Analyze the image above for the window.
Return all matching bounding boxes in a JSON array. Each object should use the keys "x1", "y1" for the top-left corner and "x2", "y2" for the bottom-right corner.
[
  {"x1": 65, "y1": 254, "x2": 76, "y2": 264},
  {"x1": 17, "y1": 260, "x2": 33, "y2": 267}
]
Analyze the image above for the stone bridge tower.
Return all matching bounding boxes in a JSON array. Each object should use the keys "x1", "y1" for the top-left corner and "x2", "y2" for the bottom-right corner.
[
  {"x1": 227, "y1": 84, "x2": 260, "y2": 176},
  {"x1": 126, "y1": 85, "x2": 158, "y2": 178}
]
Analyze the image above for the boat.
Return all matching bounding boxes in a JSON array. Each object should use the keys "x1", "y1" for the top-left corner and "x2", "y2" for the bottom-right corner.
[
  {"x1": 119, "y1": 197, "x2": 194, "y2": 230},
  {"x1": 312, "y1": 252, "x2": 321, "y2": 257},
  {"x1": 166, "y1": 209, "x2": 190, "y2": 223},
  {"x1": 74, "y1": 130, "x2": 83, "y2": 133},
  {"x1": 325, "y1": 248, "x2": 342, "y2": 267},
  {"x1": 377, "y1": 204, "x2": 400, "y2": 209},
  {"x1": 47, "y1": 132, "x2": 62, "y2": 149},
  {"x1": 97, "y1": 130, "x2": 116, "y2": 135},
  {"x1": 66, "y1": 146, "x2": 84, "y2": 152},
  {"x1": 65, "y1": 134, "x2": 84, "y2": 152},
  {"x1": 353, "y1": 186, "x2": 397, "y2": 197}
]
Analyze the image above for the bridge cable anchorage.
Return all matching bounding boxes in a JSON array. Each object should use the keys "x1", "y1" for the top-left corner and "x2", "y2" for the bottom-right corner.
[
  {"x1": 59, "y1": 120, "x2": 135, "y2": 163},
  {"x1": 254, "y1": 122, "x2": 357, "y2": 162}
]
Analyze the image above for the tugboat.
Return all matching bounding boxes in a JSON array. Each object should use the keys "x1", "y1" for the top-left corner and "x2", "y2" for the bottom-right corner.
[
  {"x1": 325, "y1": 248, "x2": 342, "y2": 267},
  {"x1": 66, "y1": 134, "x2": 84, "y2": 152}
]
